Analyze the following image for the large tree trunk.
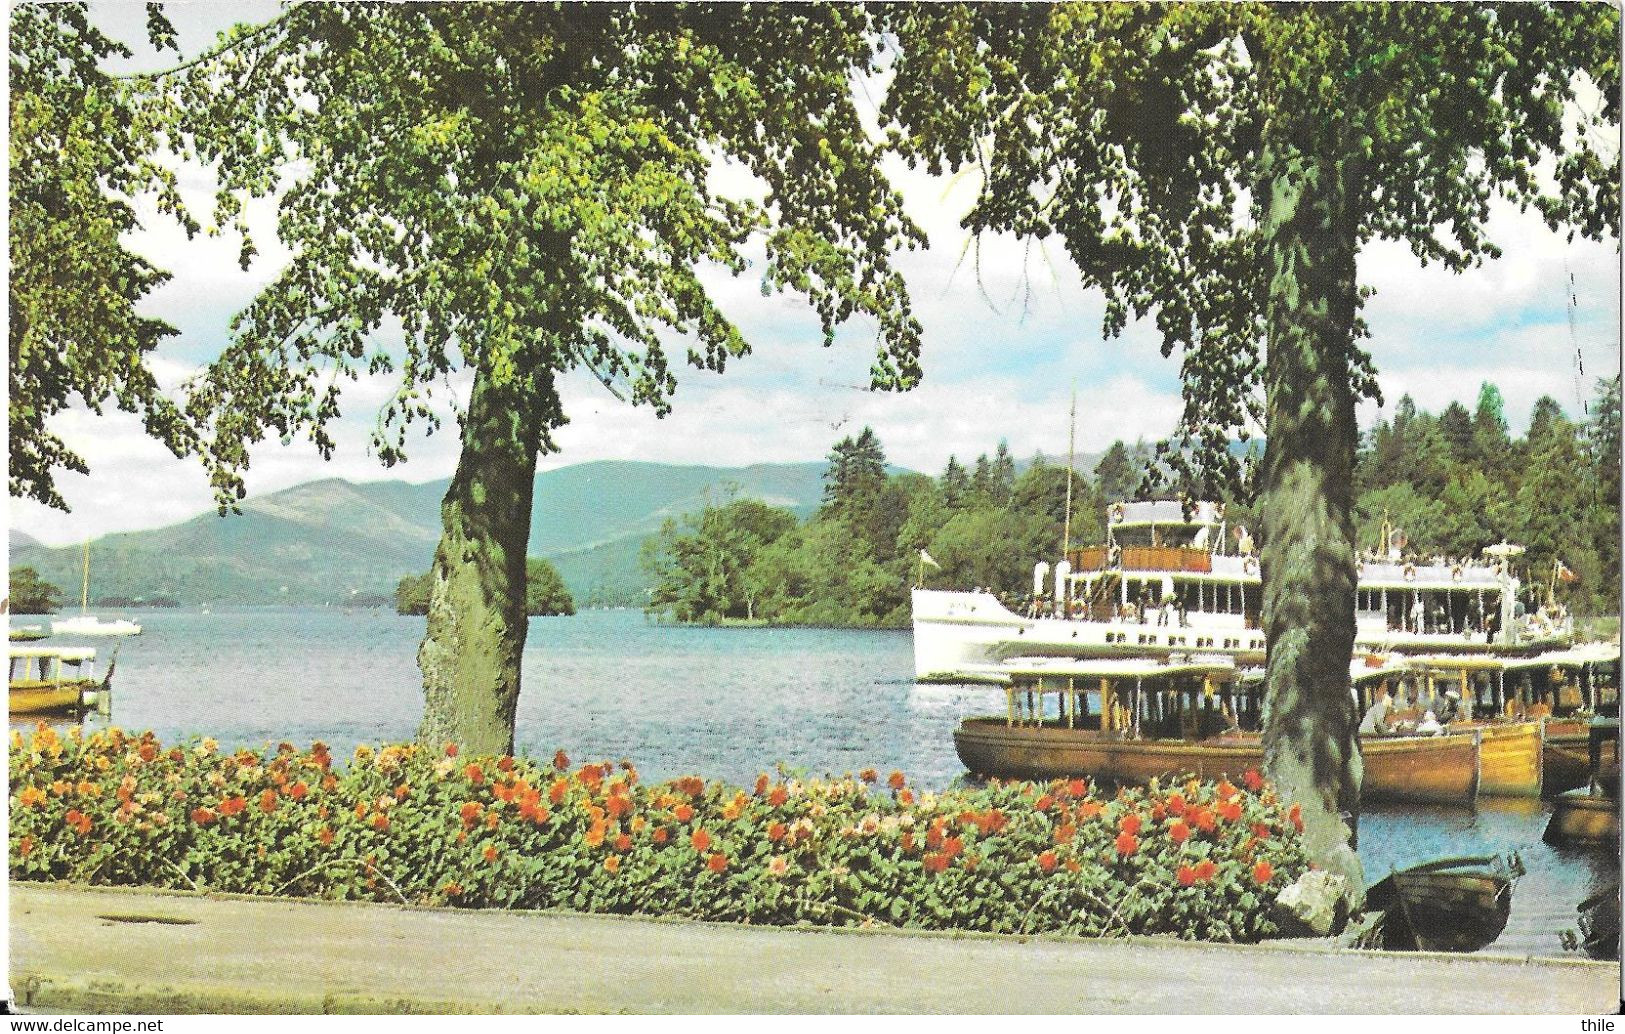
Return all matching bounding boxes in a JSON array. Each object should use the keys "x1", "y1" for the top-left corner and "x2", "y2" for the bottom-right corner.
[
  {"x1": 1257, "y1": 139, "x2": 1367, "y2": 903},
  {"x1": 416, "y1": 363, "x2": 542, "y2": 755}
]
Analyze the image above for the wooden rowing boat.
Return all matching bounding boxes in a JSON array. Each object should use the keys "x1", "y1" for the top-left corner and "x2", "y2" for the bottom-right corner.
[
  {"x1": 1541, "y1": 718, "x2": 1620, "y2": 795},
  {"x1": 1364, "y1": 855, "x2": 1520, "y2": 953},
  {"x1": 1572, "y1": 883, "x2": 1620, "y2": 961},
  {"x1": 952, "y1": 719, "x2": 1485, "y2": 803}
]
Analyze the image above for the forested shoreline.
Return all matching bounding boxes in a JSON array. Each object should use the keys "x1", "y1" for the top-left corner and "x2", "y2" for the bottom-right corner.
[{"x1": 641, "y1": 380, "x2": 1621, "y2": 628}]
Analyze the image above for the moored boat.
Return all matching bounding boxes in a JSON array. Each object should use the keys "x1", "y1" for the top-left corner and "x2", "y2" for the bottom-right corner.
[
  {"x1": 1365, "y1": 854, "x2": 1521, "y2": 953},
  {"x1": 949, "y1": 657, "x2": 1521, "y2": 804},
  {"x1": 49, "y1": 542, "x2": 142, "y2": 637},
  {"x1": 8, "y1": 646, "x2": 113, "y2": 715}
]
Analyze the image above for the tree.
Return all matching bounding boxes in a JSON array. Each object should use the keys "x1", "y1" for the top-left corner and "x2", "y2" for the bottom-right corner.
[
  {"x1": 1093, "y1": 441, "x2": 1136, "y2": 503},
  {"x1": 159, "y1": 5, "x2": 923, "y2": 753},
  {"x1": 940, "y1": 455, "x2": 971, "y2": 509},
  {"x1": 8, "y1": 567, "x2": 63, "y2": 614},
  {"x1": 1472, "y1": 382, "x2": 1511, "y2": 474},
  {"x1": 1437, "y1": 402, "x2": 1475, "y2": 465},
  {"x1": 9, "y1": 4, "x2": 228, "y2": 511},
  {"x1": 888, "y1": 2, "x2": 1619, "y2": 892},
  {"x1": 524, "y1": 558, "x2": 576, "y2": 617}
]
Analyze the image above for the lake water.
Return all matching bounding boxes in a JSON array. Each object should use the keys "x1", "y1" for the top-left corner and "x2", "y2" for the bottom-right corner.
[{"x1": 25, "y1": 607, "x2": 1620, "y2": 958}]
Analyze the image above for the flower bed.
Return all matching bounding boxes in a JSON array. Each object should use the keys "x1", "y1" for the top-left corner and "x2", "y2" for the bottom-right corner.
[{"x1": 9, "y1": 725, "x2": 1310, "y2": 942}]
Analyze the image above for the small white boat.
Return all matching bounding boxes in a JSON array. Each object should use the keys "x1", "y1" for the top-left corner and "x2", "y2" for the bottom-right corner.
[
  {"x1": 50, "y1": 541, "x2": 141, "y2": 637},
  {"x1": 50, "y1": 614, "x2": 141, "y2": 637}
]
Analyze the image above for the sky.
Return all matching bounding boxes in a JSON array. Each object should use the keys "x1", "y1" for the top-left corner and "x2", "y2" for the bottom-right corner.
[{"x1": 11, "y1": 2, "x2": 1621, "y2": 547}]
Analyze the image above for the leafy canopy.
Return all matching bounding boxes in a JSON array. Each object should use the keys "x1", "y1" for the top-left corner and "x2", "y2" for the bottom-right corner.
[
  {"x1": 884, "y1": 2, "x2": 1620, "y2": 496},
  {"x1": 147, "y1": 3, "x2": 924, "y2": 505}
]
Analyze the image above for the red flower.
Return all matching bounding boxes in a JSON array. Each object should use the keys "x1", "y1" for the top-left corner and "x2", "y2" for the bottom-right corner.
[
  {"x1": 1166, "y1": 793, "x2": 1186, "y2": 816},
  {"x1": 1194, "y1": 859, "x2": 1217, "y2": 882},
  {"x1": 1243, "y1": 768, "x2": 1265, "y2": 793},
  {"x1": 464, "y1": 763, "x2": 485, "y2": 785},
  {"x1": 1037, "y1": 850, "x2": 1058, "y2": 873},
  {"x1": 690, "y1": 829, "x2": 711, "y2": 853},
  {"x1": 138, "y1": 742, "x2": 158, "y2": 762},
  {"x1": 653, "y1": 827, "x2": 670, "y2": 845},
  {"x1": 1066, "y1": 778, "x2": 1087, "y2": 798},
  {"x1": 288, "y1": 781, "x2": 309, "y2": 801},
  {"x1": 943, "y1": 836, "x2": 964, "y2": 858},
  {"x1": 767, "y1": 822, "x2": 787, "y2": 842},
  {"x1": 444, "y1": 742, "x2": 459, "y2": 758},
  {"x1": 1253, "y1": 860, "x2": 1275, "y2": 885},
  {"x1": 553, "y1": 750, "x2": 569, "y2": 771},
  {"x1": 1119, "y1": 813, "x2": 1142, "y2": 836},
  {"x1": 1192, "y1": 807, "x2": 1215, "y2": 833},
  {"x1": 1219, "y1": 800, "x2": 1243, "y2": 823},
  {"x1": 888, "y1": 771, "x2": 907, "y2": 790},
  {"x1": 767, "y1": 785, "x2": 788, "y2": 807},
  {"x1": 1034, "y1": 794, "x2": 1054, "y2": 812},
  {"x1": 64, "y1": 809, "x2": 91, "y2": 835},
  {"x1": 1168, "y1": 820, "x2": 1191, "y2": 844},
  {"x1": 1251, "y1": 822, "x2": 1272, "y2": 840},
  {"x1": 859, "y1": 768, "x2": 878, "y2": 784},
  {"x1": 191, "y1": 807, "x2": 217, "y2": 826},
  {"x1": 483, "y1": 845, "x2": 499, "y2": 863},
  {"x1": 1177, "y1": 864, "x2": 1198, "y2": 887},
  {"x1": 674, "y1": 804, "x2": 695, "y2": 823},
  {"x1": 548, "y1": 778, "x2": 569, "y2": 806},
  {"x1": 706, "y1": 852, "x2": 728, "y2": 873},
  {"x1": 923, "y1": 852, "x2": 951, "y2": 873},
  {"x1": 1054, "y1": 823, "x2": 1076, "y2": 845},
  {"x1": 497, "y1": 755, "x2": 515, "y2": 773},
  {"x1": 606, "y1": 794, "x2": 631, "y2": 819},
  {"x1": 1115, "y1": 831, "x2": 1139, "y2": 856},
  {"x1": 615, "y1": 833, "x2": 632, "y2": 852},
  {"x1": 219, "y1": 795, "x2": 247, "y2": 818},
  {"x1": 1288, "y1": 802, "x2": 1304, "y2": 833},
  {"x1": 754, "y1": 774, "x2": 770, "y2": 796},
  {"x1": 1216, "y1": 778, "x2": 1237, "y2": 800}
]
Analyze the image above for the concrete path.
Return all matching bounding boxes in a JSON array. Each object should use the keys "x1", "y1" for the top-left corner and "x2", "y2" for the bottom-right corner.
[{"x1": 8, "y1": 883, "x2": 1620, "y2": 1014}]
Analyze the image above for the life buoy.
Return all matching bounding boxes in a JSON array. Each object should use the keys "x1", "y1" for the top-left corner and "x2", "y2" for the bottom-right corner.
[
  {"x1": 1403, "y1": 564, "x2": 1417, "y2": 582},
  {"x1": 1450, "y1": 565, "x2": 1463, "y2": 582},
  {"x1": 1243, "y1": 557, "x2": 1258, "y2": 576},
  {"x1": 1109, "y1": 503, "x2": 1126, "y2": 523}
]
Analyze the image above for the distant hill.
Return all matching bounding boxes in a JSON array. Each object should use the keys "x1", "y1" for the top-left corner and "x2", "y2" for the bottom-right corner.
[{"x1": 8, "y1": 460, "x2": 844, "y2": 608}]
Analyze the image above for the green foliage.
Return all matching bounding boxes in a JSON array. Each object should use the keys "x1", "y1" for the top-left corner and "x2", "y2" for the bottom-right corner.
[
  {"x1": 398, "y1": 558, "x2": 575, "y2": 616},
  {"x1": 145, "y1": 4, "x2": 923, "y2": 507},
  {"x1": 8, "y1": 3, "x2": 229, "y2": 510},
  {"x1": 9, "y1": 725, "x2": 1309, "y2": 941},
  {"x1": 641, "y1": 494, "x2": 798, "y2": 623},
  {"x1": 8, "y1": 567, "x2": 63, "y2": 614}
]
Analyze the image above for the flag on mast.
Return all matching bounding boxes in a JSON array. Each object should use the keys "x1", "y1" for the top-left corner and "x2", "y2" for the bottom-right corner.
[{"x1": 919, "y1": 550, "x2": 941, "y2": 570}]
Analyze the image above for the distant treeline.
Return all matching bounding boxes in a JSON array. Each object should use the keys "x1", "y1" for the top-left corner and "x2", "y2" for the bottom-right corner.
[
  {"x1": 640, "y1": 378, "x2": 1620, "y2": 627},
  {"x1": 396, "y1": 558, "x2": 576, "y2": 617}
]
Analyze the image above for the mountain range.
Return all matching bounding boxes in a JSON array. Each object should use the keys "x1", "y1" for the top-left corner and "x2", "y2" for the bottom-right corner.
[{"x1": 9, "y1": 460, "x2": 844, "y2": 608}]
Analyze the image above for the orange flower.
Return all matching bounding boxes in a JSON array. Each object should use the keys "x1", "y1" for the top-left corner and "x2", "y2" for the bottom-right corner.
[
  {"x1": 1218, "y1": 800, "x2": 1243, "y2": 824},
  {"x1": 604, "y1": 854, "x2": 622, "y2": 874},
  {"x1": 1034, "y1": 794, "x2": 1053, "y2": 811},
  {"x1": 653, "y1": 827, "x2": 670, "y2": 845},
  {"x1": 1169, "y1": 820, "x2": 1191, "y2": 844},
  {"x1": 753, "y1": 773, "x2": 770, "y2": 796},
  {"x1": 138, "y1": 742, "x2": 158, "y2": 762},
  {"x1": 1119, "y1": 813, "x2": 1142, "y2": 836},
  {"x1": 395, "y1": 783, "x2": 411, "y2": 801},
  {"x1": 64, "y1": 809, "x2": 92, "y2": 835},
  {"x1": 1166, "y1": 793, "x2": 1186, "y2": 816},
  {"x1": 1251, "y1": 822, "x2": 1272, "y2": 840},
  {"x1": 18, "y1": 836, "x2": 33, "y2": 857},
  {"x1": 1037, "y1": 850, "x2": 1058, "y2": 873},
  {"x1": 354, "y1": 801, "x2": 370, "y2": 820},
  {"x1": 1216, "y1": 778, "x2": 1237, "y2": 801},
  {"x1": 615, "y1": 833, "x2": 632, "y2": 852},
  {"x1": 900, "y1": 831, "x2": 915, "y2": 852},
  {"x1": 767, "y1": 785, "x2": 788, "y2": 808},
  {"x1": 888, "y1": 771, "x2": 907, "y2": 790},
  {"x1": 858, "y1": 768, "x2": 878, "y2": 784},
  {"x1": 1194, "y1": 859, "x2": 1217, "y2": 882},
  {"x1": 16, "y1": 786, "x2": 45, "y2": 809},
  {"x1": 442, "y1": 881, "x2": 462, "y2": 897},
  {"x1": 1288, "y1": 802, "x2": 1304, "y2": 833},
  {"x1": 464, "y1": 763, "x2": 485, "y2": 785},
  {"x1": 584, "y1": 823, "x2": 607, "y2": 849},
  {"x1": 767, "y1": 855, "x2": 789, "y2": 877},
  {"x1": 899, "y1": 789, "x2": 915, "y2": 805},
  {"x1": 923, "y1": 852, "x2": 951, "y2": 873},
  {"x1": 219, "y1": 795, "x2": 247, "y2": 818},
  {"x1": 288, "y1": 781, "x2": 309, "y2": 801},
  {"x1": 707, "y1": 852, "x2": 728, "y2": 873},
  {"x1": 1077, "y1": 800, "x2": 1103, "y2": 820},
  {"x1": 1253, "y1": 860, "x2": 1274, "y2": 885},
  {"x1": 690, "y1": 829, "x2": 711, "y2": 853},
  {"x1": 1054, "y1": 823, "x2": 1076, "y2": 845},
  {"x1": 497, "y1": 755, "x2": 515, "y2": 773},
  {"x1": 549, "y1": 778, "x2": 569, "y2": 806},
  {"x1": 1066, "y1": 778, "x2": 1087, "y2": 798},
  {"x1": 1191, "y1": 807, "x2": 1215, "y2": 833},
  {"x1": 553, "y1": 749, "x2": 569, "y2": 771},
  {"x1": 192, "y1": 807, "x2": 217, "y2": 826},
  {"x1": 1177, "y1": 864, "x2": 1198, "y2": 887},
  {"x1": 444, "y1": 742, "x2": 459, "y2": 758},
  {"x1": 1243, "y1": 768, "x2": 1265, "y2": 793},
  {"x1": 460, "y1": 802, "x2": 482, "y2": 827},
  {"x1": 373, "y1": 813, "x2": 390, "y2": 832},
  {"x1": 606, "y1": 794, "x2": 632, "y2": 819},
  {"x1": 321, "y1": 774, "x2": 337, "y2": 792},
  {"x1": 1114, "y1": 831, "x2": 1139, "y2": 856},
  {"x1": 483, "y1": 844, "x2": 499, "y2": 863},
  {"x1": 674, "y1": 804, "x2": 695, "y2": 823},
  {"x1": 943, "y1": 836, "x2": 964, "y2": 859},
  {"x1": 259, "y1": 789, "x2": 278, "y2": 814}
]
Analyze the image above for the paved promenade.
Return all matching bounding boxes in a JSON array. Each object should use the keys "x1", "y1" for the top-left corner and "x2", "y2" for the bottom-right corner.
[{"x1": 8, "y1": 883, "x2": 1619, "y2": 1014}]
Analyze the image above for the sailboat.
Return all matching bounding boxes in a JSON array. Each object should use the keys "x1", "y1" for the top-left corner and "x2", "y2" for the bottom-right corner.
[{"x1": 50, "y1": 542, "x2": 141, "y2": 637}]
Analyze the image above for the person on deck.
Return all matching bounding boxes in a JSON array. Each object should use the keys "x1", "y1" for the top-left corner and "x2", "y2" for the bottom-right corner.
[
  {"x1": 1359, "y1": 688, "x2": 1396, "y2": 736},
  {"x1": 1435, "y1": 689, "x2": 1461, "y2": 726}
]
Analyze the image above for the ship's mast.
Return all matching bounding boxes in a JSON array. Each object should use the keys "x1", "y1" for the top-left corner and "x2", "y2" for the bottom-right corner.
[
  {"x1": 80, "y1": 541, "x2": 90, "y2": 616},
  {"x1": 1061, "y1": 386, "x2": 1076, "y2": 560}
]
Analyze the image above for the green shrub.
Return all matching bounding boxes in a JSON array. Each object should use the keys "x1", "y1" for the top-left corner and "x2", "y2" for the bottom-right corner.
[{"x1": 9, "y1": 725, "x2": 1309, "y2": 942}]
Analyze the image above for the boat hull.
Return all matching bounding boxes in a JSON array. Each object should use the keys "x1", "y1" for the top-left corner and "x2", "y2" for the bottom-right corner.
[
  {"x1": 952, "y1": 719, "x2": 1481, "y2": 803},
  {"x1": 1544, "y1": 789, "x2": 1620, "y2": 847},
  {"x1": 1472, "y1": 722, "x2": 1544, "y2": 797},
  {"x1": 1542, "y1": 721, "x2": 1620, "y2": 796},
  {"x1": 1370, "y1": 866, "x2": 1514, "y2": 953},
  {"x1": 8, "y1": 679, "x2": 97, "y2": 715}
]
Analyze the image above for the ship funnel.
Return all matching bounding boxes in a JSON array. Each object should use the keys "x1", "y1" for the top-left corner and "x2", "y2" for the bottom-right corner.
[{"x1": 1033, "y1": 562, "x2": 1050, "y2": 599}]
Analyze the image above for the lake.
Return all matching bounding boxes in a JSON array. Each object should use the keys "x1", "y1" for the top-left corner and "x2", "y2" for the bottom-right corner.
[{"x1": 26, "y1": 606, "x2": 1619, "y2": 958}]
